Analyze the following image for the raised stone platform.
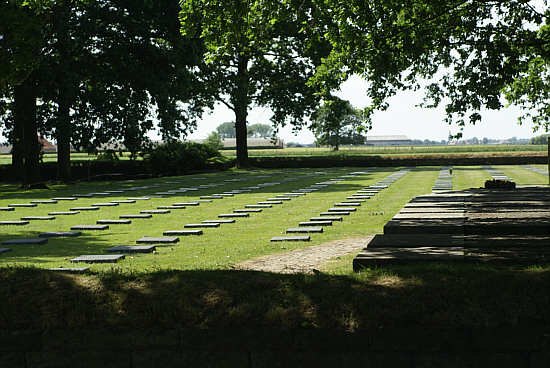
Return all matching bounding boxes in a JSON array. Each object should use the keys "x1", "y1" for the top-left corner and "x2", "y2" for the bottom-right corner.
[
  {"x1": 71, "y1": 255, "x2": 125, "y2": 263},
  {"x1": 107, "y1": 245, "x2": 156, "y2": 253},
  {"x1": 39, "y1": 231, "x2": 82, "y2": 238}
]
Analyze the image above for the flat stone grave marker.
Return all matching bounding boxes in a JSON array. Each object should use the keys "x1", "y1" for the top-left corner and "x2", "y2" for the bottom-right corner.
[
  {"x1": 270, "y1": 236, "x2": 310, "y2": 242},
  {"x1": 97, "y1": 219, "x2": 131, "y2": 225},
  {"x1": 203, "y1": 219, "x2": 236, "y2": 224},
  {"x1": 173, "y1": 202, "x2": 200, "y2": 206},
  {"x1": 90, "y1": 192, "x2": 110, "y2": 196},
  {"x1": 259, "y1": 201, "x2": 282, "y2": 204},
  {"x1": 294, "y1": 189, "x2": 315, "y2": 193},
  {"x1": 53, "y1": 197, "x2": 77, "y2": 201},
  {"x1": 46, "y1": 267, "x2": 89, "y2": 273},
  {"x1": 246, "y1": 204, "x2": 272, "y2": 208},
  {"x1": 348, "y1": 196, "x2": 370, "y2": 200},
  {"x1": 2, "y1": 238, "x2": 48, "y2": 245},
  {"x1": 197, "y1": 199, "x2": 212, "y2": 203},
  {"x1": 71, "y1": 254, "x2": 125, "y2": 263},
  {"x1": 311, "y1": 216, "x2": 342, "y2": 221},
  {"x1": 0, "y1": 221, "x2": 29, "y2": 226},
  {"x1": 163, "y1": 230, "x2": 203, "y2": 236},
  {"x1": 0, "y1": 207, "x2": 15, "y2": 211},
  {"x1": 120, "y1": 214, "x2": 152, "y2": 219},
  {"x1": 287, "y1": 227, "x2": 323, "y2": 233},
  {"x1": 285, "y1": 193, "x2": 306, "y2": 196},
  {"x1": 328, "y1": 207, "x2": 357, "y2": 212},
  {"x1": 185, "y1": 223, "x2": 220, "y2": 228},
  {"x1": 71, "y1": 225, "x2": 110, "y2": 230},
  {"x1": 105, "y1": 190, "x2": 124, "y2": 193},
  {"x1": 20, "y1": 216, "x2": 55, "y2": 221},
  {"x1": 111, "y1": 200, "x2": 136, "y2": 204},
  {"x1": 320, "y1": 211, "x2": 350, "y2": 216},
  {"x1": 0, "y1": 248, "x2": 12, "y2": 254},
  {"x1": 127, "y1": 197, "x2": 150, "y2": 200},
  {"x1": 341, "y1": 200, "x2": 365, "y2": 203},
  {"x1": 234, "y1": 209, "x2": 262, "y2": 213},
  {"x1": 268, "y1": 197, "x2": 290, "y2": 201},
  {"x1": 214, "y1": 193, "x2": 234, "y2": 197},
  {"x1": 201, "y1": 195, "x2": 223, "y2": 199},
  {"x1": 39, "y1": 231, "x2": 82, "y2": 238},
  {"x1": 219, "y1": 213, "x2": 249, "y2": 218},
  {"x1": 73, "y1": 194, "x2": 94, "y2": 198},
  {"x1": 299, "y1": 221, "x2": 332, "y2": 226},
  {"x1": 154, "y1": 192, "x2": 172, "y2": 195},
  {"x1": 30, "y1": 200, "x2": 57, "y2": 204},
  {"x1": 136, "y1": 236, "x2": 179, "y2": 244},
  {"x1": 157, "y1": 206, "x2": 185, "y2": 210},
  {"x1": 107, "y1": 245, "x2": 156, "y2": 253},
  {"x1": 140, "y1": 210, "x2": 170, "y2": 214},
  {"x1": 48, "y1": 211, "x2": 79, "y2": 216},
  {"x1": 70, "y1": 207, "x2": 100, "y2": 211},
  {"x1": 8, "y1": 203, "x2": 37, "y2": 208}
]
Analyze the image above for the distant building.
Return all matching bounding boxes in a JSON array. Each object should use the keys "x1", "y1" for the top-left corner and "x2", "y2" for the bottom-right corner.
[
  {"x1": 365, "y1": 135, "x2": 412, "y2": 146},
  {"x1": 0, "y1": 136, "x2": 57, "y2": 154},
  {"x1": 220, "y1": 138, "x2": 283, "y2": 149}
]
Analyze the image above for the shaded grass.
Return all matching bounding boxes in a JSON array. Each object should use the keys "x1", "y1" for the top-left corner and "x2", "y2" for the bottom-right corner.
[{"x1": 1, "y1": 264, "x2": 550, "y2": 331}]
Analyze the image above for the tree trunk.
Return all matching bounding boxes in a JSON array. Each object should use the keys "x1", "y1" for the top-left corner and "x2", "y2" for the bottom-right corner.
[
  {"x1": 233, "y1": 54, "x2": 249, "y2": 168},
  {"x1": 56, "y1": 96, "x2": 72, "y2": 181},
  {"x1": 11, "y1": 96, "x2": 25, "y2": 181},
  {"x1": 14, "y1": 77, "x2": 40, "y2": 185},
  {"x1": 55, "y1": 0, "x2": 72, "y2": 182},
  {"x1": 547, "y1": 136, "x2": 549, "y2": 185}
]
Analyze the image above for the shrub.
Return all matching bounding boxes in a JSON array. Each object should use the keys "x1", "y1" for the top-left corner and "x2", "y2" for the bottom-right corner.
[
  {"x1": 145, "y1": 141, "x2": 220, "y2": 175},
  {"x1": 96, "y1": 150, "x2": 120, "y2": 161}
]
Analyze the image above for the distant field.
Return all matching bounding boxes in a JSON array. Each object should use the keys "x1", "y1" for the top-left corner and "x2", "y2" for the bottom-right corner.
[{"x1": 0, "y1": 144, "x2": 546, "y2": 165}]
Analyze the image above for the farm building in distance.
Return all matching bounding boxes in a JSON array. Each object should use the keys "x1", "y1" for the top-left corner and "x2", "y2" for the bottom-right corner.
[
  {"x1": 0, "y1": 136, "x2": 57, "y2": 154},
  {"x1": 365, "y1": 135, "x2": 412, "y2": 146}
]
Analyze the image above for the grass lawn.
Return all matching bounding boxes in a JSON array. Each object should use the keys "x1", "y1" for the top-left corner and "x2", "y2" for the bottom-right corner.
[{"x1": 1, "y1": 165, "x2": 549, "y2": 332}]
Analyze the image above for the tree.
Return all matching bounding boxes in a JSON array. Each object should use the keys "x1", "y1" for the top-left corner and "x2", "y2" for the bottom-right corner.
[
  {"x1": 310, "y1": 96, "x2": 367, "y2": 151},
  {"x1": 180, "y1": 0, "x2": 333, "y2": 167},
  {"x1": 216, "y1": 122, "x2": 236, "y2": 138},
  {"x1": 314, "y1": 1, "x2": 549, "y2": 135},
  {"x1": 247, "y1": 123, "x2": 273, "y2": 138},
  {"x1": 531, "y1": 134, "x2": 550, "y2": 145}
]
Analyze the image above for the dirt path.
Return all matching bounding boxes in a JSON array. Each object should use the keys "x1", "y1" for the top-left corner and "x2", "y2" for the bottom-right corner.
[{"x1": 236, "y1": 236, "x2": 373, "y2": 274}]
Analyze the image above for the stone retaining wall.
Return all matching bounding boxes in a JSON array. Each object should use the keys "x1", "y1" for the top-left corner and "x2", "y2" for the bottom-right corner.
[{"x1": 1, "y1": 328, "x2": 549, "y2": 367}]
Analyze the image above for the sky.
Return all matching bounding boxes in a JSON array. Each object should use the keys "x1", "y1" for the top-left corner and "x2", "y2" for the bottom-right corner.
[{"x1": 185, "y1": 75, "x2": 545, "y2": 144}]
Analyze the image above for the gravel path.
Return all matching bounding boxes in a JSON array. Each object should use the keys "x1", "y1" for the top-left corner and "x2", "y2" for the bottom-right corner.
[{"x1": 236, "y1": 236, "x2": 374, "y2": 274}]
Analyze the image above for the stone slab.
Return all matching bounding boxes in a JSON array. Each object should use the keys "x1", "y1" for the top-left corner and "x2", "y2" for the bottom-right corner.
[
  {"x1": 0, "y1": 221, "x2": 29, "y2": 226},
  {"x1": 46, "y1": 267, "x2": 89, "y2": 273},
  {"x1": 93, "y1": 203, "x2": 119, "y2": 207},
  {"x1": 52, "y1": 197, "x2": 77, "y2": 201},
  {"x1": 163, "y1": 230, "x2": 203, "y2": 236},
  {"x1": 140, "y1": 210, "x2": 170, "y2": 214},
  {"x1": 347, "y1": 196, "x2": 370, "y2": 200},
  {"x1": 20, "y1": 216, "x2": 55, "y2": 220},
  {"x1": 1, "y1": 238, "x2": 48, "y2": 245},
  {"x1": 259, "y1": 201, "x2": 282, "y2": 204},
  {"x1": 0, "y1": 207, "x2": 15, "y2": 211},
  {"x1": 335, "y1": 203, "x2": 361, "y2": 207},
  {"x1": 136, "y1": 236, "x2": 179, "y2": 244},
  {"x1": 90, "y1": 192, "x2": 111, "y2": 196},
  {"x1": 8, "y1": 203, "x2": 37, "y2": 207},
  {"x1": 287, "y1": 227, "x2": 323, "y2": 233},
  {"x1": 120, "y1": 214, "x2": 152, "y2": 219},
  {"x1": 328, "y1": 207, "x2": 357, "y2": 212},
  {"x1": 71, "y1": 254, "x2": 125, "y2": 263},
  {"x1": 218, "y1": 213, "x2": 249, "y2": 218},
  {"x1": 173, "y1": 202, "x2": 200, "y2": 206},
  {"x1": 246, "y1": 204, "x2": 272, "y2": 208},
  {"x1": 203, "y1": 219, "x2": 236, "y2": 224},
  {"x1": 299, "y1": 221, "x2": 332, "y2": 226},
  {"x1": 367, "y1": 234, "x2": 465, "y2": 248},
  {"x1": 393, "y1": 213, "x2": 465, "y2": 220},
  {"x1": 70, "y1": 225, "x2": 109, "y2": 230},
  {"x1": 111, "y1": 200, "x2": 136, "y2": 204},
  {"x1": 341, "y1": 199, "x2": 366, "y2": 203},
  {"x1": 157, "y1": 206, "x2": 185, "y2": 210},
  {"x1": 105, "y1": 190, "x2": 124, "y2": 193},
  {"x1": 73, "y1": 194, "x2": 94, "y2": 198},
  {"x1": 384, "y1": 220, "x2": 464, "y2": 235},
  {"x1": 234, "y1": 209, "x2": 262, "y2": 213},
  {"x1": 0, "y1": 248, "x2": 11, "y2": 254},
  {"x1": 127, "y1": 197, "x2": 150, "y2": 200},
  {"x1": 320, "y1": 211, "x2": 350, "y2": 216},
  {"x1": 201, "y1": 196, "x2": 223, "y2": 199},
  {"x1": 311, "y1": 216, "x2": 342, "y2": 221},
  {"x1": 269, "y1": 197, "x2": 291, "y2": 201},
  {"x1": 30, "y1": 200, "x2": 57, "y2": 204},
  {"x1": 48, "y1": 211, "x2": 79, "y2": 216},
  {"x1": 399, "y1": 208, "x2": 465, "y2": 214},
  {"x1": 97, "y1": 220, "x2": 132, "y2": 225},
  {"x1": 270, "y1": 236, "x2": 310, "y2": 242},
  {"x1": 39, "y1": 231, "x2": 82, "y2": 238},
  {"x1": 107, "y1": 245, "x2": 156, "y2": 253},
  {"x1": 185, "y1": 223, "x2": 220, "y2": 228},
  {"x1": 70, "y1": 207, "x2": 100, "y2": 211}
]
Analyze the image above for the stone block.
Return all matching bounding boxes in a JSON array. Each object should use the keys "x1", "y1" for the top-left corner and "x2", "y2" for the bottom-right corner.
[
  {"x1": 0, "y1": 207, "x2": 15, "y2": 211},
  {"x1": 70, "y1": 225, "x2": 109, "y2": 230},
  {"x1": 120, "y1": 214, "x2": 152, "y2": 219},
  {"x1": 1, "y1": 238, "x2": 48, "y2": 245},
  {"x1": 287, "y1": 227, "x2": 323, "y2": 233},
  {"x1": 328, "y1": 207, "x2": 356, "y2": 212},
  {"x1": 320, "y1": 211, "x2": 350, "y2": 216},
  {"x1": 52, "y1": 197, "x2": 77, "y2": 200},
  {"x1": 8, "y1": 203, "x2": 37, "y2": 207},
  {"x1": 270, "y1": 236, "x2": 310, "y2": 242},
  {"x1": 311, "y1": 216, "x2": 342, "y2": 221},
  {"x1": 218, "y1": 213, "x2": 249, "y2": 218},
  {"x1": 93, "y1": 203, "x2": 119, "y2": 207},
  {"x1": 0, "y1": 248, "x2": 12, "y2": 254},
  {"x1": 157, "y1": 206, "x2": 185, "y2": 210},
  {"x1": 173, "y1": 202, "x2": 199, "y2": 206},
  {"x1": 299, "y1": 221, "x2": 332, "y2": 226},
  {"x1": 0, "y1": 221, "x2": 30, "y2": 226},
  {"x1": 48, "y1": 211, "x2": 79, "y2": 215},
  {"x1": 30, "y1": 200, "x2": 57, "y2": 204},
  {"x1": 163, "y1": 230, "x2": 203, "y2": 236},
  {"x1": 70, "y1": 207, "x2": 100, "y2": 211},
  {"x1": 70, "y1": 254, "x2": 125, "y2": 263},
  {"x1": 140, "y1": 210, "x2": 170, "y2": 214},
  {"x1": 246, "y1": 204, "x2": 272, "y2": 208},
  {"x1": 97, "y1": 220, "x2": 131, "y2": 224},
  {"x1": 203, "y1": 219, "x2": 236, "y2": 224},
  {"x1": 233, "y1": 209, "x2": 262, "y2": 213},
  {"x1": 20, "y1": 216, "x2": 55, "y2": 220},
  {"x1": 184, "y1": 223, "x2": 220, "y2": 228},
  {"x1": 136, "y1": 236, "x2": 179, "y2": 244},
  {"x1": 107, "y1": 245, "x2": 156, "y2": 253},
  {"x1": 39, "y1": 231, "x2": 82, "y2": 238}
]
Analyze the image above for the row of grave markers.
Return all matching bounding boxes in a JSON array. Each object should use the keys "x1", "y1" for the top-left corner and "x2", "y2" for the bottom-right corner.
[{"x1": 432, "y1": 166, "x2": 453, "y2": 192}]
